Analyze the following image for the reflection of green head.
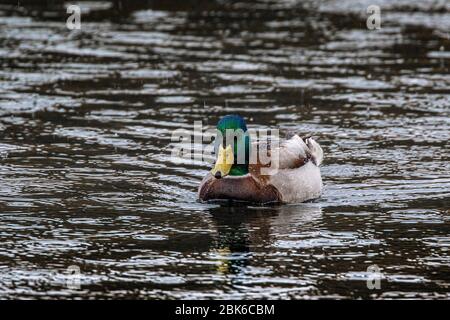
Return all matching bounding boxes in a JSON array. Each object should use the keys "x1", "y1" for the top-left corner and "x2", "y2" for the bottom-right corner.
[{"x1": 215, "y1": 115, "x2": 250, "y2": 176}]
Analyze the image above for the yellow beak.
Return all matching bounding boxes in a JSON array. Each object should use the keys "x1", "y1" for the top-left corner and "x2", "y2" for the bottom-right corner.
[{"x1": 211, "y1": 144, "x2": 234, "y2": 179}]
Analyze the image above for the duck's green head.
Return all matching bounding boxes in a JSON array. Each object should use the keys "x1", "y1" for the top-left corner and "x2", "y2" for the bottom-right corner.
[{"x1": 211, "y1": 115, "x2": 250, "y2": 178}]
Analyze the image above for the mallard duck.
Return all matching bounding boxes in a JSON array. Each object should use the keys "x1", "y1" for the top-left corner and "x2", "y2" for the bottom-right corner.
[{"x1": 198, "y1": 115, "x2": 324, "y2": 204}]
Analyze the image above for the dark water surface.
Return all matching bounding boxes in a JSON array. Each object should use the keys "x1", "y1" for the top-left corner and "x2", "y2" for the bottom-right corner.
[{"x1": 0, "y1": 0, "x2": 449, "y2": 299}]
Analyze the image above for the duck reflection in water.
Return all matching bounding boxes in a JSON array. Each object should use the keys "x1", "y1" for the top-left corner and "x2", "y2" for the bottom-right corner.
[{"x1": 207, "y1": 203, "x2": 323, "y2": 277}]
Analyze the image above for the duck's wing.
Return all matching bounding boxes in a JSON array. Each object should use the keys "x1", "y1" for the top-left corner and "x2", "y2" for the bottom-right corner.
[
  {"x1": 250, "y1": 135, "x2": 323, "y2": 173},
  {"x1": 276, "y1": 135, "x2": 311, "y2": 169}
]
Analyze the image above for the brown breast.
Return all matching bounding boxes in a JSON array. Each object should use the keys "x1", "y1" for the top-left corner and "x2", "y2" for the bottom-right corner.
[{"x1": 198, "y1": 173, "x2": 281, "y2": 204}]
